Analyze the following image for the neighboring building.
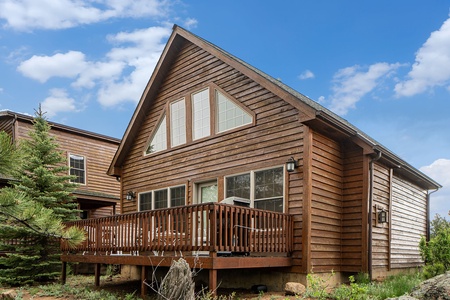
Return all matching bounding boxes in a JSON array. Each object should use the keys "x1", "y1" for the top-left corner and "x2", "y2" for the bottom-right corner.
[
  {"x1": 61, "y1": 26, "x2": 441, "y2": 295},
  {"x1": 0, "y1": 110, "x2": 121, "y2": 218}
]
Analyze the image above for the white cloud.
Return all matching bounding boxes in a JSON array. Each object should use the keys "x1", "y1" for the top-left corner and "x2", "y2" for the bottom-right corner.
[
  {"x1": 298, "y1": 69, "x2": 315, "y2": 80},
  {"x1": 18, "y1": 26, "x2": 171, "y2": 108},
  {"x1": 420, "y1": 158, "x2": 450, "y2": 218},
  {"x1": 41, "y1": 88, "x2": 80, "y2": 117},
  {"x1": 17, "y1": 51, "x2": 87, "y2": 83},
  {"x1": 326, "y1": 62, "x2": 402, "y2": 115},
  {"x1": 183, "y1": 18, "x2": 198, "y2": 29},
  {"x1": 395, "y1": 17, "x2": 450, "y2": 97},
  {"x1": 0, "y1": 0, "x2": 168, "y2": 31},
  {"x1": 97, "y1": 26, "x2": 171, "y2": 106}
]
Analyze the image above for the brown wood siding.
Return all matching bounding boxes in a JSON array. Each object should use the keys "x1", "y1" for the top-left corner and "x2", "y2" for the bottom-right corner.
[
  {"x1": 341, "y1": 142, "x2": 364, "y2": 272},
  {"x1": 310, "y1": 131, "x2": 343, "y2": 272},
  {"x1": 14, "y1": 120, "x2": 120, "y2": 214},
  {"x1": 120, "y1": 41, "x2": 304, "y2": 266},
  {"x1": 390, "y1": 175, "x2": 427, "y2": 269},
  {"x1": 371, "y1": 163, "x2": 390, "y2": 271},
  {"x1": 0, "y1": 118, "x2": 14, "y2": 135}
]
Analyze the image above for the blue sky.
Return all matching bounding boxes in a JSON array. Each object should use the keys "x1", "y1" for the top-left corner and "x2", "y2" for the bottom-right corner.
[{"x1": 0, "y1": 0, "x2": 449, "y2": 217}]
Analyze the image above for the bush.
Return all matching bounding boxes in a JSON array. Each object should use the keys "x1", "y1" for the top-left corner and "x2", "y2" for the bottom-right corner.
[{"x1": 419, "y1": 227, "x2": 450, "y2": 278}]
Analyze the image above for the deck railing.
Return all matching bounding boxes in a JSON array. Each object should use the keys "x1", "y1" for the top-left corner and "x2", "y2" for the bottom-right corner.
[{"x1": 61, "y1": 203, "x2": 293, "y2": 255}]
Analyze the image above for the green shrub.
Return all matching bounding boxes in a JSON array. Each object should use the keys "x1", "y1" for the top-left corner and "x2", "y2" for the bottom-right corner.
[
  {"x1": 422, "y1": 263, "x2": 445, "y2": 280},
  {"x1": 332, "y1": 275, "x2": 369, "y2": 300},
  {"x1": 419, "y1": 227, "x2": 450, "y2": 278}
]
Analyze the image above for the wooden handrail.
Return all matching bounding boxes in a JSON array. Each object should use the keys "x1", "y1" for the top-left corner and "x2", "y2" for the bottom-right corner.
[{"x1": 61, "y1": 203, "x2": 293, "y2": 255}]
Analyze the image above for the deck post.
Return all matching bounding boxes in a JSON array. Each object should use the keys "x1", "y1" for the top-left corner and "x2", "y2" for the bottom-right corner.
[
  {"x1": 61, "y1": 261, "x2": 67, "y2": 285},
  {"x1": 209, "y1": 269, "x2": 217, "y2": 295},
  {"x1": 141, "y1": 266, "x2": 147, "y2": 299},
  {"x1": 209, "y1": 251, "x2": 217, "y2": 295},
  {"x1": 94, "y1": 263, "x2": 101, "y2": 286}
]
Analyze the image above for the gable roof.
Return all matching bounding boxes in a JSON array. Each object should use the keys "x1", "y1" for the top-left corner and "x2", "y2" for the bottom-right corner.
[{"x1": 108, "y1": 25, "x2": 441, "y2": 190}]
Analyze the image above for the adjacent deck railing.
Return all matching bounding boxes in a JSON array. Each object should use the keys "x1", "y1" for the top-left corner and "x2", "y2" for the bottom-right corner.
[{"x1": 62, "y1": 203, "x2": 293, "y2": 255}]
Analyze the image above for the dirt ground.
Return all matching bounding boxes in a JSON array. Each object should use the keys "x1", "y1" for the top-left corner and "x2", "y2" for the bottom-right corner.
[{"x1": 1, "y1": 275, "x2": 301, "y2": 300}]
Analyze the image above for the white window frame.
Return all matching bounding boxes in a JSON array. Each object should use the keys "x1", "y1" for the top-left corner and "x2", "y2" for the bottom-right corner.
[
  {"x1": 216, "y1": 90, "x2": 253, "y2": 133},
  {"x1": 69, "y1": 153, "x2": 86, "y2": 185},
  {"x1": 146, "y1": 114, "x2": 167, "y2": 155},
  {"x1": 192, "y1": 88, "x2": 211, "y2": 140},
  {"x1": 224, "y1": 166, "x2": 285, "y2": 212},
  {"x1": 170, "y1": 98, "x2": 186, "y2": 147},
  {"x1": 138, "y1": 185, "x2": 186, "y2": 212}
]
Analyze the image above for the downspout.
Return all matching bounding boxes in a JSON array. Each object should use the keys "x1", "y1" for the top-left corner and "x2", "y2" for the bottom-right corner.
[
  {"x1": 368, "y1": 149, "x2": 382, "y2": 281},
  {"x1": 426, "y1": 188, "x2": 440, "y2": 241}
]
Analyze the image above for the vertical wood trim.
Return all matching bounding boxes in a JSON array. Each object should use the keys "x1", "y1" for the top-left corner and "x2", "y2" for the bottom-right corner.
[
  {"x1": 301, "y1": 126, "x2": 313, "y2": 273},
  {"x1": 209, "y1": 87, "x2": 216, "y2": 135},
  {"x1": 186, "y1": 94, "x2": 193, "y2": 143},
  {"x1": 361, "y1": 155, "x2": 370, "y2": 273},
  {"x1": 388, "y1": 168, "x2": 393, "y2": 271},
  {"x1": 165, "y1": 101, "x2": 172, "y2": 149}
]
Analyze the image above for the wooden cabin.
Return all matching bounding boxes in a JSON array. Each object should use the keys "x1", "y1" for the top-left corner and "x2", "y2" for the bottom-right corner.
[
  {"x1": 60, "y1": 26, "x2": 441, "y2": 296},
  {"x1": 0, "y1": 111, "x2": 121, "y2": 218}
]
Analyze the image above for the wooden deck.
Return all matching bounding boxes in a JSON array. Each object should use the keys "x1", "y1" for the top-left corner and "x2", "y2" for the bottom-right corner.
[{"x1": 61, "y1": 203, "x2": 294, "y2": 297}]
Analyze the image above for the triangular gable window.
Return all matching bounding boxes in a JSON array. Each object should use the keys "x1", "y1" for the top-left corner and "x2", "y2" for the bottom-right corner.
[
  {"x1": 216, "y1": 90, "x2": 252, "y2": 133},
  {"x1": 146, "y1": 115, "x2": 167, "y2": 154}
]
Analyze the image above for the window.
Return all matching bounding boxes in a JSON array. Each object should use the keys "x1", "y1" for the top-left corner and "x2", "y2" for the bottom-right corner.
[
  {"x1": 138, "y1": 185, "x2": 186, "y2": 211},
  {"x1": 254, "y1": 167, "x2": 284, "y2": 212},
  {"x1": 69, "y1": 154, "x2": 85, "y2": 184},
  {"x1": 225, "y1": 173, "x2": 250, "y2": 200},
  {"x1": 216, "y1": 90, "x2": 252, "y2": 133},
  {"x1": 225, "y1": 167, "x2": 284, "y2": 212},
  {"x1": 192, "y1": 89, "x2": 210, "y2": 140},
  {"x1": 154, "y1": 189, "x2": 168, "y2": 209},
  {"x1": 147, "y1": 115, "x2": 167, "y2": 154},
  {"x1": 144, "y1": 85, "x2": 254, "y2": 155},
  {"x1": 139, "y1": 192, "x2": 152, "y2": 211},
  {"x1": 171, "y1": 186, "x2": 185, "y2": 207},
  {"x1": 170, "y1": 99, "x2": 186, "y2": 147}
]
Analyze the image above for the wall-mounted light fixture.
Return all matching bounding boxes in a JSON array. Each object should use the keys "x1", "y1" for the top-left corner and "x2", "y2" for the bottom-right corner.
[
  {"x1": 126, "y1": 191, "x2": 136, "y2": 201},
  {"x1": 286, "y1": 157, "x2": 298, "y2": 173},
  {"x1": 378, "y1": 209, "x2": 387, "y2": 224}
]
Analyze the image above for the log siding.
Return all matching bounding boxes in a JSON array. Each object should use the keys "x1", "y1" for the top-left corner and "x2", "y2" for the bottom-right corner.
[{"x1": 120, "y1": 41, "x2": 305, "y2": 268}]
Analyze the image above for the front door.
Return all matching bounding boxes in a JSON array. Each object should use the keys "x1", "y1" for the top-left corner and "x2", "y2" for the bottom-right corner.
[{"x1": 195, "y1": 181, "x2": 217, "y2": 253}]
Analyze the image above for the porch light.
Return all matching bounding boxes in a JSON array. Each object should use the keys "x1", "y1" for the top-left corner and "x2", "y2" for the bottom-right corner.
[
  {"x1": 377, "y1": 208, "x2": 387, "y2": 224},
  {"x1": 126, "y1": 191, "x2": 136, "y2": 201},
  {"x1": 286, "y1": 157, "x2": 298, "y2": 173}
]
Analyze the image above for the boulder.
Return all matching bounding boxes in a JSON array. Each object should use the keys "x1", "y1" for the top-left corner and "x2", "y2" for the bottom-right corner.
[
  {"x1": 410, "y1": 271, "x2": 450, "y2": 300},
  {"x1": 285, "y1": 281, "x2": 306, "y2": 296}
]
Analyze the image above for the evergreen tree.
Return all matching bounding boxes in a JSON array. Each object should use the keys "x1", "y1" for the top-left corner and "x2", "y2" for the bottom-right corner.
[
  {"x1": 16, "y1": 108, "x2": 79, "y2": 222},
  {"x1": 0, "y1": 108, "x2": 84, "y2": 286}
]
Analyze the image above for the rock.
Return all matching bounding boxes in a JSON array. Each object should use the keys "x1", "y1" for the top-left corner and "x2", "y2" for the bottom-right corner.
[
  {"x1": 410, "y1": 271, "x2": 450, "y2": 300},
  {"x1": 0, "y1": 289, "x2": 17, "y2": 300},
  {"x1": 385, "y1": 296, "x2": 418, "y2": 300},
  {"x1": 285, "y1": 281, "x2": 306, "y2": 296}
]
